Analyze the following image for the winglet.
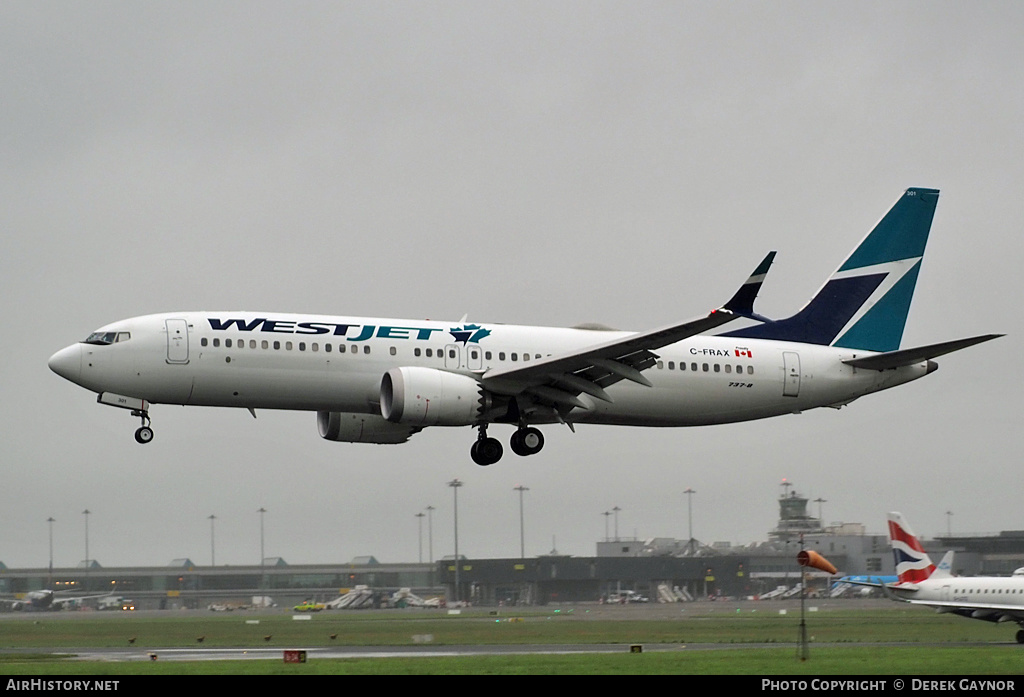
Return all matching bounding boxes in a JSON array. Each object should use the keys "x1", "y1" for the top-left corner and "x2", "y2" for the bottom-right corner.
[{"x1": 721, "y1": 251, "x2": 776, "y2": 322}]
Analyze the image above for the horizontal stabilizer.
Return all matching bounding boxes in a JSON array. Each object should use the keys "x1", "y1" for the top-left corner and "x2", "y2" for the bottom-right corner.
[{"x1": 842, "y1": 334, "x2": 1003, "y2": 370}]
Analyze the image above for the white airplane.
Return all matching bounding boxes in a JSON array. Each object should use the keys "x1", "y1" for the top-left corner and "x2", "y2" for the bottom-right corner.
[
  {"x1": 879, "y1": 512, "x2": 1024, "y2": 644},
  {"x1": 48, "y1": 188, "x2": 1000, "y2": 465},
  {"x1": 0, "y1": 589, "x2": 113, "y2": 612}
]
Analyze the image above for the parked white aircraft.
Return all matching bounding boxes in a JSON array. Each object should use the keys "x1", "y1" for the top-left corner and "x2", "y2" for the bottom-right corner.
[
  {"x1": 48, "y1": 188, "x2": 999, "y2": 465},
  {"x1": 0, "y1": 589, "x2": 113, "y2": 612},
  {"x1": 880, "y1": 512, "x2": 1024, "y2": 644}
]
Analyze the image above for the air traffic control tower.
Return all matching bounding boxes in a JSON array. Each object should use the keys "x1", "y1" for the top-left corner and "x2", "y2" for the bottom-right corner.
[{"x1": 768, "y1": 480, "x2": 824, "y2": 541}]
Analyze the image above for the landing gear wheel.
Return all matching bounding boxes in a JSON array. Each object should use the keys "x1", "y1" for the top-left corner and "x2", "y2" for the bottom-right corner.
[
  {"x1": 1016, "y1": 629, "x2": 1024, "y2": 645},
  {"x1": 470, "y1": 437, "x2": 503, "y2": 466},
  {"x1": 131, "y1": 409, "x2": 153, "y2": 445},
  {"x1": 510, "y1": 427, "x2": 544, "y2": 456}
]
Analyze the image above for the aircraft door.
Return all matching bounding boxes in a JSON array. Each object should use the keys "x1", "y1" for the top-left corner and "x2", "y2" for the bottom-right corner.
[
  {"x1": 782, "y1": 351, "x2": 800, "y2": 397},
  {"x1": 165, "y1": 319, "x2": 190, "y2": 364},
  {"x1": 444, "y1": 344, "x2": 461, "y2": 370}
]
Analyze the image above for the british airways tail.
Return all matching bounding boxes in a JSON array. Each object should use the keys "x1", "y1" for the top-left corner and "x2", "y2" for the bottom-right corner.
[
  {"x1": 723, "y1": 188, "x2": 939, "y2": 352},
  {"x1": 888, "y1": 511, "x2": 952, "y2": 584}
]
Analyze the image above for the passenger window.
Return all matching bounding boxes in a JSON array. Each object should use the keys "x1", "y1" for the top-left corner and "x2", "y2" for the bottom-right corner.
[
  {"x1": 668, "y1": 361, "x2": 675, "y2": 370},
  {"x1": 324, "y1": 343, "x2": 331, "y2": 353},
  {"x1": 657, "y1": 361, "x2": 663, "y2": 369},
  {"x1": 691, "y1": 363, "x2": 698, "y2": 371},
  {"x1": 449, "y1": 349, "x2": 456, "y2": 359},
  {"x1": 250, "y1": 340, "x2": 256, "y2": 349},
  {"x1": 390, "y1": 346, "x2": 396, "y2": 356},
  {"x1": 364, "y1": 346, "x2": 370, "y2": 354},
  {"x1": 286, "y1": 342, "x2": 293, "y2": 351},
  {"x1": 339, "y1": 345, "x2": 347, "y2": 353},
  {"x1": 499, "y1": 352, "x2": 506, "y2": 361},
  {"x1": 714, "y1": 364, "x2": 720, "y2": 372},
  {"x1": 702, "y1": 363, "x2": 709, "y2": 372},
  {"x1": 261, "y1": 340, "x2": 269, "y2": 349},
  {"x1": 511, "y1": 353, "x2": 518, "y2": 362},
  {"x1": 725, "y1": 364, "x2": 731, "y2": 373},
  {"x1": 273, "y1": 341, "x2": 281, "y2": 350},
  {"x1": 299, "y1": 342, "x2": 305, "y2": 351},
  {"x1": 201, "y1": 338, "x2": 208, "y2": 347}
]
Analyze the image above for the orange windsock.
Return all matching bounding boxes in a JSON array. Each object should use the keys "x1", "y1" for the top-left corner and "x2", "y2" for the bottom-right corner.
[{"x1": 797, "y1": 550, "x2": 837, "y2": 575}]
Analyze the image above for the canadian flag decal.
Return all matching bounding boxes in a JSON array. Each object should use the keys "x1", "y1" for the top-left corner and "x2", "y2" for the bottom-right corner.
[{"x1": 735, "y1": 348, "x2": 752, "y2": 358}]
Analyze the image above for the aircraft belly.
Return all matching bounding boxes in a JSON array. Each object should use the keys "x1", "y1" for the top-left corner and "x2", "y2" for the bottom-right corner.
[{"x1": 575, "y1": 381, "x2": 789, "y2": 426}]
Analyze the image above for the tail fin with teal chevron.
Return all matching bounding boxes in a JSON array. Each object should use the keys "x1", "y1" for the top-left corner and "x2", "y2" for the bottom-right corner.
[{"x1": 722, "y1": 188, "x2": 939, "y2": 352}]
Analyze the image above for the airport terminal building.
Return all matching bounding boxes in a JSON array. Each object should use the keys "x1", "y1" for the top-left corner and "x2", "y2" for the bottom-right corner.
[{"x1": 3, "y1": 489, "x2": 1021, "y2": 609}]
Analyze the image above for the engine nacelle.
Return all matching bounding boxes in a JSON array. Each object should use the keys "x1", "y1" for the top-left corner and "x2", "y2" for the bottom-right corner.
[
  {"x1": 317, "y1": 411, "x2": 419, "y2": 444},
  {"x1": 380, "y1": 367, "x2": 483, "y2": 426}
]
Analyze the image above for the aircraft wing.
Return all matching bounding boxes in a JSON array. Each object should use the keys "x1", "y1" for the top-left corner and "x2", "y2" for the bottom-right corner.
[
  {"x1": 480, "y1": 253, "x2": 775, "y2": 412},
  {"x1": 50, "y1": 594, "x2": 104, "y2": 609}
]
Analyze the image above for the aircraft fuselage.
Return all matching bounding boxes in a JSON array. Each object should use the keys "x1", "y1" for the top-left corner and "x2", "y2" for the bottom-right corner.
[{"x1": 49, "y1": 311, "x2": 931, "y2": 428}]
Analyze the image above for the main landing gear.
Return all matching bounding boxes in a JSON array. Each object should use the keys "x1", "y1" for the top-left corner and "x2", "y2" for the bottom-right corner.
[
  {"x1": 132, "y1": 409, "x2": 154, "y2": 444},
  {"x1": 470, "y1": 425, "x2": 545, "y2": 466}
]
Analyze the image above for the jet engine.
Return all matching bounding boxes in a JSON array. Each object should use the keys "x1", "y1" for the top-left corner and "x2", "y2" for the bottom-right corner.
[
  {"x1": 380, "y1": 367, "x2": 485, "y2": 426},
  {"x1": 316, "y1": 410, "x2": 419, "y2": 444}
]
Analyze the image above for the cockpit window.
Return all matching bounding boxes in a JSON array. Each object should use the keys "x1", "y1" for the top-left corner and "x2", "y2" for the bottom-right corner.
[{"x1": 83, "y1": 331, "x2": 130, "y2": 345}]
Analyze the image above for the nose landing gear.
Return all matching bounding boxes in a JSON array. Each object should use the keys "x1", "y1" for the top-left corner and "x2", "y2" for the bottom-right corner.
[{"x1": 132, "y1": 409, "x2": 154, "y2": 444}]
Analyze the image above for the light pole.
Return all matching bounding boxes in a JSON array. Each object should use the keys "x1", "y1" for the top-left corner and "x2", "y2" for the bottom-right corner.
[
  {"x1": 814, "y1": 498, "x2": 827, "y2": 528},
  {"x1": 426, "y1": 505, "x2": 435, "y2": 564},
  {"x1": 448, "y1": 479, "x2": 463, "y2": 604},
  {"x1": 612, "y1": 506, "x2": 621, "y2": 541},
  {"x1": 47, "y1": 517, "x2": 55, "y2": 587},
  {"x1": 208, "y1": 514, "x2": 217, "y2": 566},
  {"x1": 946, "y1": 510, "x2": 953, "y2": 537},
  {"x1": 416, "y1": 512, "x2": 425, "y2": 563},
  {"x1": 514, "y1": 485, "x2": 529, "y2": 559},
  {"x1": 82, "y1": 509, "x2": 90, "y2": 567},
  {"x1": 426, "y1": 505, "x2": 436, "y2": 589},
  {"x1": 684, "y1": 488, "x2": 696, "y2": 555},
  {"x1": 602, "y1": 510, "x2": 611, "y2": 542},
  {"x1": 257, "y1": 507, "x2": 267, "y2": 589}
]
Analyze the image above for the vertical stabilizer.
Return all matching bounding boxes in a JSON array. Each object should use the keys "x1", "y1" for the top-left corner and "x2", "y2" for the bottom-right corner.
[
  {"x1": 722, "y1": 189, "x2": 940, "y2": 351},
  {"x1": 888, "y1": 511, "x2": 937, "y2": 584}
]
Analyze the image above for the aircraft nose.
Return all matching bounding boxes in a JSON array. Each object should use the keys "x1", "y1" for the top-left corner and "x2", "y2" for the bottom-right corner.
[{"x1": 48, "y1": 344, "x2": 82, "y2": 383}]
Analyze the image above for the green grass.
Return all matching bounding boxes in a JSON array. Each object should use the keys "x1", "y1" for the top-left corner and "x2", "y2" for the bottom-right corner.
[
  {"x1": 2, "y1": 648, "x2": 1023, "y2": 675},
  {"x1": 1, "y1": 606, "x2": 1021, "y2": 675}
]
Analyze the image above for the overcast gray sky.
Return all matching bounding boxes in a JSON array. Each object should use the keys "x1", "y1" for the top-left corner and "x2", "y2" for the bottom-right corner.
[{"x1": 2, "y1": 1, "x2": 1020, "y2": 570}]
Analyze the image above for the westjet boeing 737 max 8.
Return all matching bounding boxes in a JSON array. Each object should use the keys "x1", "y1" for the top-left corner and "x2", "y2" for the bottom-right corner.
[{"x1": 49, "y1": 188, "x2": 1000, "y2": 465}]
